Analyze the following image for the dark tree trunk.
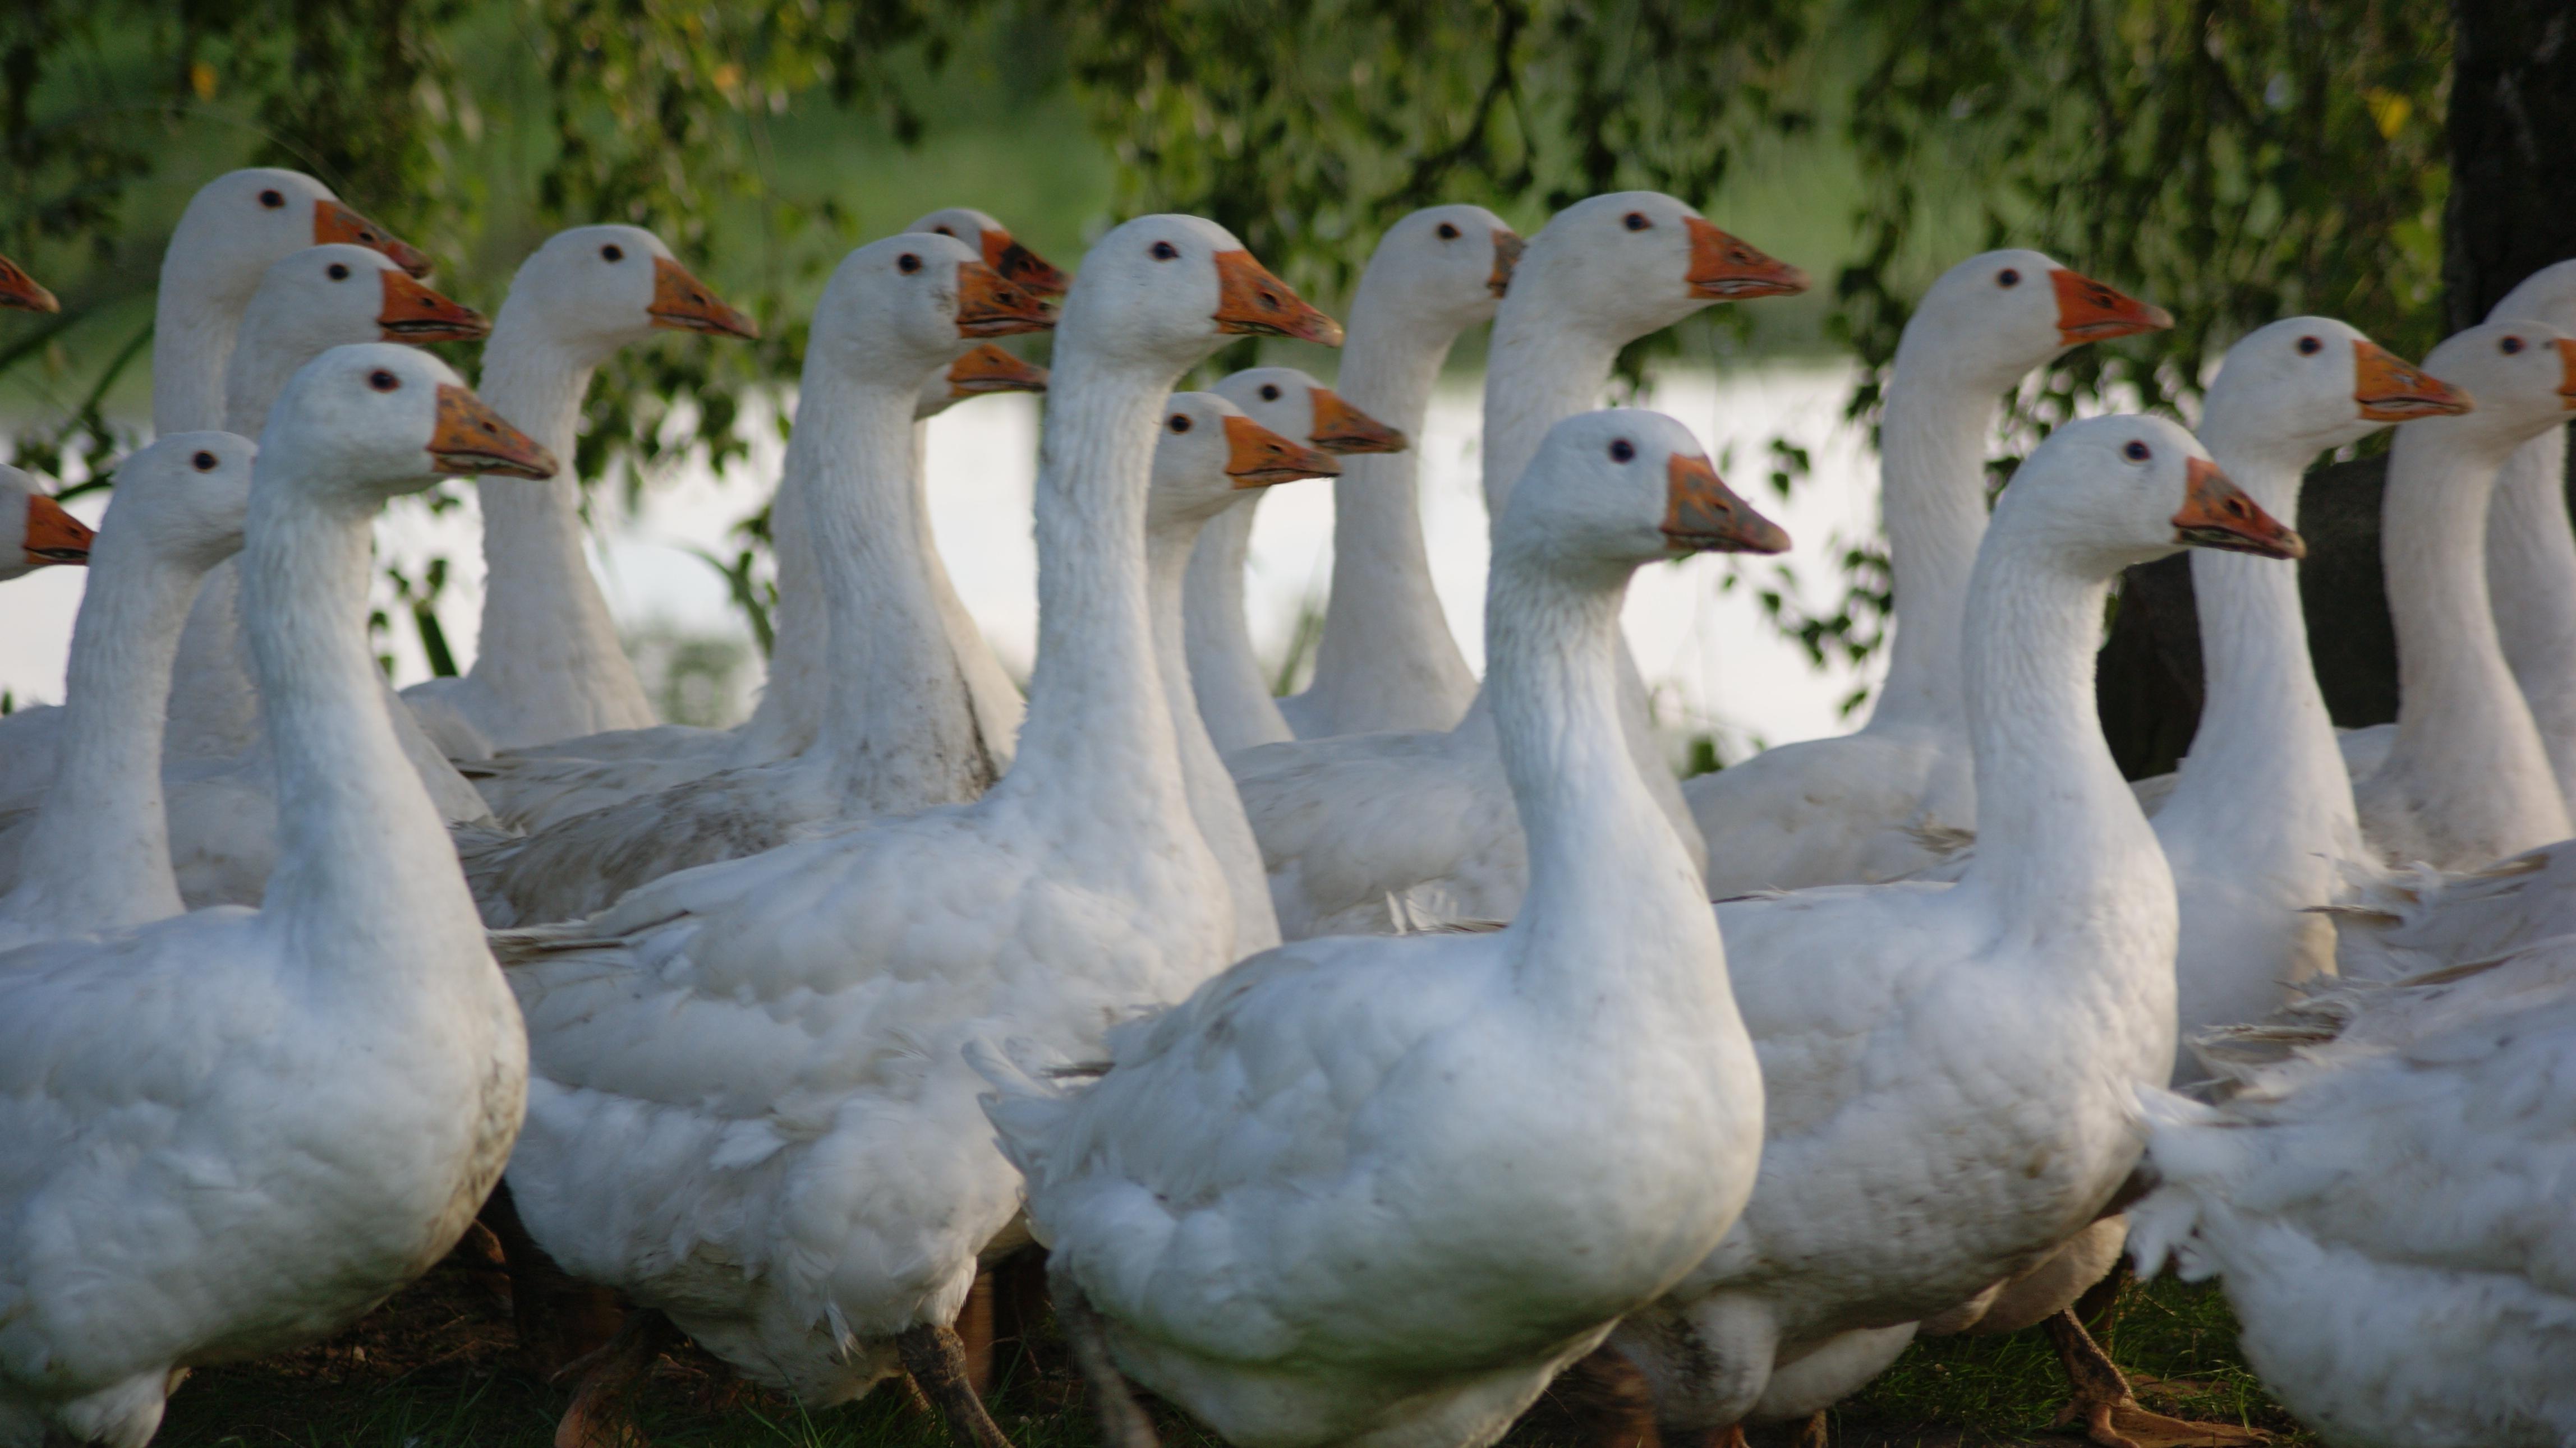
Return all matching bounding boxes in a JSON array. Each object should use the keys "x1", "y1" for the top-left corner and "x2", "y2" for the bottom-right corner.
[{"x1": 2094, "y1": 0, "x2": 2576, "y2": 780}]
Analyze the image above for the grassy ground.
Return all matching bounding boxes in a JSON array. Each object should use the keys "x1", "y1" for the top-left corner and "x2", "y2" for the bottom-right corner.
[{"x1": 151, "y1": 1241, "x2": 2307, "y2": 1448}]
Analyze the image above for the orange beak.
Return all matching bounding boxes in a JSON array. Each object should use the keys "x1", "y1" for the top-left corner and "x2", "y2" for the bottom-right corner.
[
  {"x1": 377, "y1": 270, "x2": 491, "y2": 342},
  {"x1": 1684, "y1": 218, "x2": 1809, "y2": 301},
  {"x1": 1489, "y1": 228, "x2": 1525, "y2": 299},
  {"x1": 981, "y1": 228, "x2": 1070, "y2": 298},
  {"x1": 2173, "y1": 456, "x2": 2303, "y2": 560},
  {"x1": 1213, "y1": 250, "x2": 1344, "y2": 345},
  {"x1": 954, "y1": 260, "x2": 1056, "y2": 338},
  {"x1": 2050, "y1": 269, "x2": 2172, "y2": 345},
  {"x1": 946, "y1": 344, "x2": 1049, "y2": 398},
  {"x1": 20, "y1": 492, "x2": 93, "y2": 568},
  {"x1": 430, "y1": 384, "x2": 558, "y2": 480},
  {"x1": 1663, "y1": 452, "x2": 1790, "y2": 554},
  {"x1": 2352, "y1": 339, "x2": 2471, "y2": 422},
  {"x1": 0, "y1": 255, "x2": 58, "y2": 313},
  {"x1": 1222, "y1": 413, "x2": 1341, "y2": 488},
  {"x1": 2559, "y1": 338, "x2": 2576, "y2": 412},
  {"x1": 313, "y1": 199, "x2": 431, "y2": 279},
  {"x1": 648, "y1": 256, "x2": 759, "y2": 339},
  {"x1": 1306, "y1": 387, "x2": 1407, "y2": 454}
]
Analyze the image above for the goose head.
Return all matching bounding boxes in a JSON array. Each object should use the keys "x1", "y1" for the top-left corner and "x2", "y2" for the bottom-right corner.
[
  {"x1": 0, "y1": 466, "x2": 94, "y2": 579},
  {"x1": 1057, "y1": 215, "x2": 1340, "y2": 371},
  {"x1": 2488, "y1": 259, "x2": 2576, "y2": 333},
  {"x1": 502, "y1": 225, "x2": 756, "y2": 362},
  {"x1": 168, "y1": 169, "x2": 429, "y2": 299},
  {"x1": 1504, "y1": 410, "x2": 1790, "y2": 575},
  {"x1": 1359, "y1": 204, "x2": 1522, "y2": 329},
  {"x1": 1503, "y1": 192, "x2": 1805, "y2": 347},
  {"x1": 907, "y1": 207, "x2": 1072, "y2": 299},
  {"x1": 244, "y1": 245, "x2": 488, "y2": 351},
  {"x1": 916, "y1": 344, "x2": 1050, "y2": 421},
  {"x1": 1995, "y1": 416, "x2": 2301, "y2": 577},
  {"x1": 1215, "y1": 366, "x2": 1406, "y2": 455},
  {"x1": 94, "y1": 432, "x2": 259, "y2": 573},
  {"x1": 1150, "y1": 392, "x2": 1339, "y2": 531},
  {"x1": 810, "y1": 233, "x2": 1055, "y2": 395},
  {"x1": 0, "y1": 253, "x2": 58, "y2": 313},
  {"x1": 261, "y1": 343, "x2": 555, "y2": 506},
  {"x1": 2200, "y1": 317, "x2": 2468, "y2": 481},
  {"x1": 1901, "y1": 250, "x2": 2171, "y2": 391},
  {"x1": 2402, "y1": 321, "x2": 2576, "y2": 461}
]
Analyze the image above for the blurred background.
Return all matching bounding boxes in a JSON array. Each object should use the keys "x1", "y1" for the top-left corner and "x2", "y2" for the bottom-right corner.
[{"x1": 2, "y1": 0, "x2": 2559, "y2": 770}]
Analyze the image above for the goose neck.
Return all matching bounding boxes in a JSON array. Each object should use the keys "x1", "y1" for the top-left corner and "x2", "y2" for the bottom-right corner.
[
  {"x1": 1182, "y1": 500, "x2": 1294, "y2": 751},
  {"x1": 1481, "y1": 319, "x2": 1620, "y2": 517},
  {"x1": 1959, "y1": 527, "x2": 2167, "y2": 919},
  {"x1": 1869, "y1": 350, "x2": 2008, "y2": 733},
  {"x1": 3, "y1": 520, "x2": 206, "y2": 929},
  {"x1": 991, "y1": 352, "x2": 1190, "y2": 837},
  {"x1": 801, "y1": 372, "x2": 996, "y2": 811},
  {"x1": 241, "y1": 457, "x2": 484, "y2": 962},
  {"x1": 1152, "y1": 500, "x2": 1281, "y2": 951},
  {"x1": 151, "y1": 264, "x2": 251, "y2": 436},
  {"x1": 2486, "y1": 427, "x2": 2576, "y2": 751},
  {"x1": 163, "y1": 566, "x2": 265, "y2": 759}
]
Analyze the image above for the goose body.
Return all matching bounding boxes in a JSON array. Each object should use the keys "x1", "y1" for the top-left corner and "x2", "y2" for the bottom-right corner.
[
  {"x1": 1231, "y1": 192, "x2": 1805, "y2": 938},
  {"x1": 0, "y1": 345, "x2": 537, "y2": 1448},
  {"x1": 491, "y1": 218, "x2": 1335, "y2": 1407},
  {"x1": 979, "y1": 410, "x2": 1773, "y2": 1448},
  {"x1": 459, "y1": 235, "x2": 1051, "y2": 925},
  {"x1": 1607, "y1": 418, "x2": 2305, "y2": 1436},
  {"x1": 1683, "y1": 252, "x2": 2171, "y2": 894}
]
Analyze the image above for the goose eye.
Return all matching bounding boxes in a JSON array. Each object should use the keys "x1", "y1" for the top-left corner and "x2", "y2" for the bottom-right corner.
[
  {"x1": 326, "y1": 262, "x2": 350, "y2": 281},
  {"x1": 259, "y1": 189, "x2": 285, "y2": 209},
  {"x1": 600, "y1": 243, "x2": 624, "y2": 262},
  {"x1": 2503, "y1": 335, "x2": 2526, "y2": 355},
  {"x1": 1623, "y1": 212, "x2": 1650, "y2": 232},
  {"x1": 933, "y1": 225, "x2": 956, "y2": 237},
  {"x1": 1259, "y1": 384, "x2": 1280, "y2": 402},
  {"x1": 898, "y1": 252, "x2": 922, "y2": 274},
  {"x1": 1997, "y1": 269, "x2": 2021, "y2": 287},
  {"x1": 1435, "y1": 222, "x2": 1460, "y2": 240},
  {"x1": 2296, "y1": 335, "x2": 2322, "y2": 355},
  {"x1": 2123, "y1": 440, "x2": 2151, "y2": 462},
  {"x1": 193, "y1": 450, "x2": 218, "y2": 472},
  {"x1": 1168, "y1": 413, "x2": 1193, "y2": 434},
  {"x1": 1609, "y1": 439, "x2": 1635, "y2": 462},
  {"x1": 1151, "y1": 240, "x2": 1180, "y2": 261},
  {"x1": 367, "y1": 370, "x2": 400, "y2": 393}
]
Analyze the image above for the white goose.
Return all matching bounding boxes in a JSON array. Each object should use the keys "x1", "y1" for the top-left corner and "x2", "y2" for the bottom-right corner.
[
  {"x1": 1230, "y1": 191, "x2": 1805, "y2": 939},
  {"x1": 0, "y1": 344, "x2": 541, "y2": 1448},
  {"x1": 1683, "y1": 251, "x2": 2170, "y2": 894},
  {"x1": 487, "y1": 217, "x2": 1336, "y2": 1448},
  {"x1": 2129, "y1": 938, "x2": 2576, "y2": 1448},
  {"x1": 461, "y1": 234, "x2": 1054, "y2": 926},
  {"x1": 0, "y1": 435, "x2": 255, "y2": 952},
  {"x1": 399, "y1": 225, "x2": 757, "y2": 758},
  {"x1": 1149, "y1": 391, "x2": 1341, "y2": 955},
  {"x1": 0, "y1": 170, "x2": 425, "y2": 801},
  {"x1": 2350, "y1": 321, "x2": 2576, "y2": 870},
  {"x1": 1197, "y1": 206, "x2": 1517, "y2": 744},
  {"x1": 977, "y1": 409, "x2": 1776, "y2": 1448},
  {"x1": 1603, "y1": 417, "x2": 2303, "y2": 1446},
  {"x1": 1183, "y1": 366, "x2": 1407, "y2": 755},
  {"x1": 0, "y1": 468, "x2": 91, "y2": 583},
  {"x1": 2476, "y1": 262, "x2": 2576, "y2": 806}
]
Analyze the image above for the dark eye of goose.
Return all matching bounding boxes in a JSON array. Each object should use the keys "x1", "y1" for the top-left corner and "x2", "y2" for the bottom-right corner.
[
  {"x1": 1259, "y1": 384, "x2": 1280, "y2": 402},
  {"x1": 259, "y1": 189, "x2": 285, "y2": 209},
  {"x1": 1435, "y1": 222, "x2": 1460, "y2": 240},
  {"x1": 1623, "y1": 212, "x2": 1650, "y2": 232},
  {"x1": 2503, "y1": 335, "x2": 2526, "y2": 355},
  {"x1": 193, "y1": 450, "x2": 218, "y2": 472},
  {"x1": 368, "y1": 369, "x2": 400, "y2": 393},
  {"x1": 1997, "y1": 269, "x2": 2021, "y2": 287},
  {"x1": 601, "y1": 243, "x2": 624, "y2": 262},
  {"x1": 1151, "y1": 241, "x2": 1179, "y2": 261},
  {"x1": 1609, "y1": 439, "x2": 1635, "y2": 462},
  {"x1": 2123, "y1": 440, "x2": 2151, "y2": 462},
  {"x1": 1169, "y1": 413, "x2": 1192, "y2": 434},
  {"x1": 898, "y1": 253, "x2": 922, "y2": 274},
  {"x1": 2297, "y1": 335, "x2": 2322, "y2": 355},
  {"x1": 326, "y1": 262, "x2": 350, "y2": 281},
  {"x1": 933, "y1": 225, "x2": 956, "y2": 237}
]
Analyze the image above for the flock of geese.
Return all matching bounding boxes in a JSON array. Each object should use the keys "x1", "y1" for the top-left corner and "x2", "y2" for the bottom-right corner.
[{"x1": 0, "y1": 164, "x2": 2572, "y2": 1448}]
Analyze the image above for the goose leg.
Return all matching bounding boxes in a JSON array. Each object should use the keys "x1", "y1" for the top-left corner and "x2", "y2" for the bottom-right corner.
[
  {"x1": 2042, "y1": 1309, "x2": 2266, "y2": 1448},
  {"x1": 1052, "y1": 1278, "x2": 1158, "y2": 1448},
  {"x1": 552, "y1": 1308, "x2": 675, "y2": 1448},
  {"x1": 1793, "y1": 1410, "x2": 1828, "y2": 1448},
  {"x1": 895, "y1": 1321, "x2": 1020, "y2": 1448},
  {"x1": 957, "y1": 1271, "x2": 999, "y2": 1395}
]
